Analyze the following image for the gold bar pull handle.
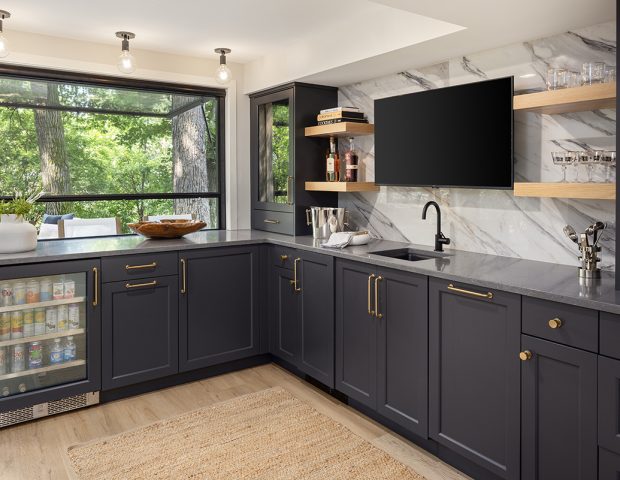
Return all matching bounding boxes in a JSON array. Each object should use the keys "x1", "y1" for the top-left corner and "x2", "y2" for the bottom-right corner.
[
  {"x1": 447, "y1": 283, "x2": 493, "y2": 300},
  {"x1": 368, "y1": 274, "x2": 376, "y2": 316},
  {"x1": 375, "y1": 276, "x2": 383, "y2": 319},
  {"x1": 289, "y1": 258, "x2": 301, "y2": 293},
  {"x1": 264, "y1": 219, "x2": 280, "y2": 224},
  {"x1": 126, "y1": 280, "x2": 158, "y2": 289},
  {"x1": 180, "y1": 258, "x2": 187, "y2": 294},
  {"x1": 92, "y1": 267, "x2": 99, "y2": 307},
  {"x1": 287, "y1": 176, "x2": 294, "y2": 206},
  {"x1": 125, "y1": 262, "x2": 157, "y2": 271}
]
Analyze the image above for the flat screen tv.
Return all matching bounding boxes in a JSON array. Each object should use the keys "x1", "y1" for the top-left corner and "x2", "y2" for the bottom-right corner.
[{"x1": 374, "y1": 76, "x2": 514, "y2": 188}]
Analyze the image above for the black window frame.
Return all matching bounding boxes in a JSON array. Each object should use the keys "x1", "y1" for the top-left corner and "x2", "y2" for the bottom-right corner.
[{"x1": 0, "y1": 64, "x2": 227, "y2": 231}]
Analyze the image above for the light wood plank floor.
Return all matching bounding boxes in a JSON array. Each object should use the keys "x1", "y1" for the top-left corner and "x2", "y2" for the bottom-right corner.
[{"x1": 0, "y1": 364, "x2": 470, "y2": 480}]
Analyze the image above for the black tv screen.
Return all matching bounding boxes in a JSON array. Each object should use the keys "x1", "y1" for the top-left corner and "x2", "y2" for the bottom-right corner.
[{"x1": 374, "y1": 77, "x2": 514, "y2": 188}]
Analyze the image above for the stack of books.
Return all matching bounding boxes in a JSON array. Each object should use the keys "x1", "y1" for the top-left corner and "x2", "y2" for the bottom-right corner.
[{"x1": 316, "y1": 107, "x2": 367, "y2": 126}]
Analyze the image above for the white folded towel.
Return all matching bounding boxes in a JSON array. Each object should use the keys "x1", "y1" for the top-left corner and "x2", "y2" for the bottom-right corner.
[{"x1": 321, "y1": 232, "x2": 355, "y2": 249}]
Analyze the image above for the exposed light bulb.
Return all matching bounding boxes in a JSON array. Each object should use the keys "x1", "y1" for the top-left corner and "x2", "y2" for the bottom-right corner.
[
  {"x1": 0, "y1": 33, "x2": 8, "y2": 58},
  {"x1": 216, "y1": 64, "x2": 232, "y2": 84},
  {"x1": 117, "y1": 50, "x2": 136, "y2": 74}
]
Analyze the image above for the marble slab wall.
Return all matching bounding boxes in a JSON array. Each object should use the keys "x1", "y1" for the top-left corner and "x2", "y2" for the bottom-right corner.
[{"x1": 338, "y1": 22, "x2": 617, "y2": 270}]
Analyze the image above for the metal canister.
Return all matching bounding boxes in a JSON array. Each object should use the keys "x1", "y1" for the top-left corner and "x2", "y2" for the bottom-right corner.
[
  {"x1": 12, "y1": 281, "x2": 26, "y2": 305},
  {"x1": 25, "y1": 280, "x2": 40, "y2": 304},
  {"x1": 57, "y1": 304, "x2": 68, "y2": 331},
  {"x1": 22, "y1": 309, "x2": 34, "y2": 337},
  {"x1": 11, "y1": 344, "x2": 25, "y2": 373},
  {"x1": 45, "y1": 307, "x2": 57, "y2": 333},
  {"x1": 0, "y1": 312, "x2": 10, "y2": 340},
  {"x1": 0, "y1": 282, "x2": 13, "y2": 307},
  {"x1": 39, "y1": 278, "x2": 52, "y2": 302},
  {"x1": 10, "y1": 311, "x2": 23, "y2": 339},
  {"x1": 28, "y1": 342, "x2": 42, "y2": 369},
  {"x1": 0, "y1": 346, "x2": 7, "y2": 375},
  {"x1": 68, "y1": 304, "x2": 80, "y2": 330},
  {"x1": 34, "y1": 308, "x2": 46, "y2": 335}
]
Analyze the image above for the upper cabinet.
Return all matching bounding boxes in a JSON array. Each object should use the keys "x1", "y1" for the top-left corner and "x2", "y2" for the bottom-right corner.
[{"x1": 250, "y1": 83, "x2": 338, "y2": 235}]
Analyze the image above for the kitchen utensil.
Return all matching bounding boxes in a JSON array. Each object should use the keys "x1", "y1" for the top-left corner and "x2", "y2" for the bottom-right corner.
[
  {"x1": 127, "y1": 219, "x2": 206, "y2": 239},
  {"x1": 564, "y1": 222, "x2": 606, "y2": 278}
]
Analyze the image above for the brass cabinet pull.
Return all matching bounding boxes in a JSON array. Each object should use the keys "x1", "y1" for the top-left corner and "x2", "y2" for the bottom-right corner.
[
  {"x1": 447, "y1": 283, "x2": 493, "y2": 300},
  {"x1": 368, "y1": 274, "x2": 376, "y2": 316},
  {"x1": 287, "y1": 176, "x2": 294, "y2": 206},
  {"x1": 519, "y1": 350, "x2": 533, "y2": 361},
  {"x1": 375, "y1": 276, "x2": 383, "y2": 319},
  {"x1": 548, "y1": 317, "x2": 563, "y2": 329},
  {"x1": 126, "y1": 280, "x2": 158, "y2": 289},
  {"x1": 264, "y1": 219, "x2": 280, "y2": 224},
  {"x1": 180, "y1": 258, "x2": 187, "y2": 294},
  {"x1": 289, "y1": 258, "x2": 301, "y2": 292},
  {"x1": 280, "y1": 254, "x2": 288, "y2": 262},
  {"x1": 92, "y1": 267, "x2": 99, "y2": 307},
  {"x1": 125, "y1": 261, "x2": 157, "y2": 270}
]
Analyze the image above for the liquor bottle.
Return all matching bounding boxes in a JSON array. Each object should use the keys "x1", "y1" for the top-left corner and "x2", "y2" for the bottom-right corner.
[
  {"x1": 326, "y1": 137, "x2": 339, "y2": 182},
  {"x1": 344, "y1": 137, "x2": 359, "y2": 182}
]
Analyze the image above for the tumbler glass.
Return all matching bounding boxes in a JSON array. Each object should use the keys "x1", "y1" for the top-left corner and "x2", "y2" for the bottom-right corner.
[{"x1": 582, "y1": 62, "x2": 606, "y2": 85}]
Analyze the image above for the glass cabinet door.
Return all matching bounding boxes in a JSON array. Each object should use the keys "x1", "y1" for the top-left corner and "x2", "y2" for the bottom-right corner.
[
  {"x1": 0, "y1": 272, "x2": 88, "y2": 398},
  {"x1": 256, "y1": 93, "x2": 293, "y2": 209}
]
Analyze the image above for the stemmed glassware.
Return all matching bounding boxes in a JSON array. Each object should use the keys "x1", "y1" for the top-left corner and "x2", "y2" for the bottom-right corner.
[
  {"x1": 601, "y1": 151, "x2": 617, "y2": 182},
  {"x1": 551, "y1": 151, "x2": 574, "y2": 182}
]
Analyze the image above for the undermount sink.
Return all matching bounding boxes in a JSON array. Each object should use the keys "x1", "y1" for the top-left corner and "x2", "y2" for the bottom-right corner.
[{"x1": 370, "y1": 248, "x2": 446, "y2": 262}]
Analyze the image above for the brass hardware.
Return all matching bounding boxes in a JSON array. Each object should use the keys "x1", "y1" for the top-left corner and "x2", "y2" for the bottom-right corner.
[
  {"x1": 368, "y1": 274, "x2": 376, "y2": 315},
  {"x1": 447, "y1": 283, "x2": 493, "y2": 299},
  {"x1": 287, "y1": 176, "x2": 294, "y2": 205},
  {"x1": 280, "y1": 254, "x2": 288, "y2": 262},
  {"x1": 180, "y1": 258, "x2": 187, "y2": 294},
  {"x1": 375, "y1": 276, "x2": 383, "y2": 319},
  {"x1": 548, "y1": 317, "x2": 563, "y2": 329},
  {"x1": 125, "y1": 261, "x2": 157, "y2": 271},
  {"x1": 289, "y1": 258, "x2": 301, "y2": 292},
  {"x1": 125, "y1": 280, "x2": 158, "y2": 289},
  {"x1": 92, "y1": 267, "x2": 99, "y2": 307},
  {"x1": 519, "y1": 350, "x2": 533, "y2": 361},
  {"x1": 264, "y1": 219, "x2": 280, "y2": 224}
]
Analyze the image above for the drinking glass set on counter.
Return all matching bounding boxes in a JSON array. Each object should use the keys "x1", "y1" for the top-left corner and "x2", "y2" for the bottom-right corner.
[
  {"x1": 547, "y1": 62, "x2": 615, "y2": 90},
  {"x1": 551, "y1": 150, "x2": 616, "y2": 182}
]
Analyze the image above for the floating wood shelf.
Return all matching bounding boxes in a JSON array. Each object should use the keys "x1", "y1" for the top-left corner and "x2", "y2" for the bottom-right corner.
[
  {"x1": 305, "y1": 181, "x2": 380, "y2": 192},
  {"x1": 0, "y1": 359, "x2": 85, "y2": 382},
  {"x1": 304, "y1": 122, "x2": 375, "y2": 138},
  {"x1": 513, "y1": 182, "x2": 615, "y2": 200},
  {"x1": 0, "y1": 328, "x2": 85, "y2": 349},
  {"x1": 514, "y1": 83, "x2": 616, "y2": 114},
  {"x1": 0, "y1": 296, "x2": 85, "y2": 314}
]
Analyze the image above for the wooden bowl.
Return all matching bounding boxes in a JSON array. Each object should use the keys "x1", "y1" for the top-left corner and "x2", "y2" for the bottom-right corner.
[{"x1": 127, "y1": 220, "x2": 207, "y2": 239}]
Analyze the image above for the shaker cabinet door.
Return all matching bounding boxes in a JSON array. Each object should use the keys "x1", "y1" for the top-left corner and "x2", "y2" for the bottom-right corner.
[
  {"x1": 429, "y1": 278, "x2": 521, "y2": 480},
  {"x1": 521, "y1": 335, "x2": 597, "y2": 480},
  {"x1": 599, "y1": 355, "x2": 620, "y2": 455},
  {"x1": 269, "y1": 264, "x2": 300, "y2": 366}
]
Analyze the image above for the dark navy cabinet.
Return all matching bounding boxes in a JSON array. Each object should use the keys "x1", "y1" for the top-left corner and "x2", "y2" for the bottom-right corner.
[
  {"x1": 521, "y1": 335, "x2": 597, "y2": 480},
  {"x1": 429, "y1": 278, "x2": 521, "y2": 480},
  {"x1": 270, "y1": 260, "x2": 299, "y2": 365},
  {"x1": 600, "y1": 448, "x2": 620, "y2": 479},
  {"x1": 102, "y1": 275, "x2": 178, "y2": 390},
  {"x1": 599, "y1": 355, "x2": 620, "y2": 456},
  {"x1": 179, "y1": 246, "x2": 261, "y2": 372}
]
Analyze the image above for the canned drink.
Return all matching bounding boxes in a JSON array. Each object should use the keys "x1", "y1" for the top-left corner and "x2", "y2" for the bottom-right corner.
[
  {"x1": 45, "y1": 307, "x2": 58, "y2": 333},
  {"x1": 28, "y1": 342, "x2": 42, "y2": 369},
  {"x1": 34, "y1": 308, "x2": 46, "y2": 335},
  {"x1": 12, "y1": 281, "x2": 26, "y2": 305},
  {"x1": 0, "y1": 312, "x2": 10, "y2": 340},
  {"x1": 0, "y1": 346, "x2": 7, "y2": 375},
  {"x1": 57, "y1": 304, "x2": 68, "y2": 331},
  {"x1": 10, "y1": 311, "x2": 23, "y2": 339},
  {"x1": 22, "y1": 309, "x2": 34, "y2": 337},
  {"x1": 0, "y1": 282, "x2": 13, "y2": 307},
  {"x1": 68, "y1": 304, "x2": 80, "y2": 330},
  {"x1": 11, "y1": 344, "x2": 25, "y2": 373},
  {"x1": 39, "y1": 278, "x2": 52, "y2": 302},
  {"x1": 1, "y1": 386, "x2": 9, "y2": 397},
  {"x1": 52, "y1": 282, "x2": 64, "y2": 300},
  {"x1": 63, "y1": 280, "x2": 76, "y2": 299},
  {"x1": 25, "y1": 280, "x2": 40, "y2": 304}
]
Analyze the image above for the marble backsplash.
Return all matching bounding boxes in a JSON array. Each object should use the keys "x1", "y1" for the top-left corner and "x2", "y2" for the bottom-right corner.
[{"x1": 338, "y1": 22, "x2": 617, "y2": 270}]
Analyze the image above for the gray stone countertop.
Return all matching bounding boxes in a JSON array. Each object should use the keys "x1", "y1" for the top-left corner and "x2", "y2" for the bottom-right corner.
[{"x1": 0, "y1": 229, "x2": 618, "y2": 315}]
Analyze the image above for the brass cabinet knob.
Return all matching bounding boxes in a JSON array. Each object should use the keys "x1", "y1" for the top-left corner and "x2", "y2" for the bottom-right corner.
[
  {"x1": 519, "y1": 350, "x2": 533, "y2": 361},
  {"x1": 280, "y1": 254, "x2": 288, "y2": 262},
  {"x1": 548, "y1": 317, "x2": 563, "y2": 329}
]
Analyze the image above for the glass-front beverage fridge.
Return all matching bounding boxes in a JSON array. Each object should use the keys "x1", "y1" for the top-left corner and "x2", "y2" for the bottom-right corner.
[{"x1": 0, "y1": 259, "x2": 101, "y2": 427}]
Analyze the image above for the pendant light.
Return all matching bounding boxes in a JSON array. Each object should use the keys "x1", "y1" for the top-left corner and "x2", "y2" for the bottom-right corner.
[
  {"x1": 0, "y1": 10, "x2": 11, "y2": 58},
  {"x1": 116, "y1": 31, "x2": 136, "y2": 74},
  {"x1": 214, "y1": 48, "x2": 232, "y2": 85}
]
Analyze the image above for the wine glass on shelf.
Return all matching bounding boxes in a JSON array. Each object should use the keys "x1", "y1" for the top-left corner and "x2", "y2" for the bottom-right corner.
[
  {"x1": 551, "y1": 151, "x2": 574, "y2": 182},
  {"x1": 601, "y1": 151, "x2": 616, "y2": 182},
  {"x1": 576, "y1": 150, "x2": 596, "y2": 182}
]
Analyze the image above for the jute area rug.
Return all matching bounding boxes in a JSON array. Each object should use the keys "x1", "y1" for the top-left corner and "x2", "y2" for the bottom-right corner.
[{"x1": 67, "y1": 387, "x2": 426, "y2": 479}]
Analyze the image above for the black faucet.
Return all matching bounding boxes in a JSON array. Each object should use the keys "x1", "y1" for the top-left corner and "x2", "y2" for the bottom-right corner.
[{"x1": 422, "y1": 201, "x2": 451, "y2": 252}]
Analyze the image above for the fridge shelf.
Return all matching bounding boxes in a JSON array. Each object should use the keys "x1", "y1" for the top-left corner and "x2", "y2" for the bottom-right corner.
[
  {"x1": 0, "y1": 297, "x2": 86, "y2": 314},
  {"x1": 0, "y1": 328, "x2": 86, "y2": 348},
  {"x1": 0, "y1": 359, "x2": 86, "y2": 382}
]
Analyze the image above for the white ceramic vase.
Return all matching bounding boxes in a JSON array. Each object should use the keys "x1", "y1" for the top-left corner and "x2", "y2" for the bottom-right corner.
[{"x1": 0, "y1": 214, "x2": 37, "y2": 253}]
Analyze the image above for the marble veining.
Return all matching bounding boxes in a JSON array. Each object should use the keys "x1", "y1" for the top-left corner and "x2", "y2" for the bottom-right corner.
[{"x1": 338, "y1": 21, "x2": 617, "y2": 270}]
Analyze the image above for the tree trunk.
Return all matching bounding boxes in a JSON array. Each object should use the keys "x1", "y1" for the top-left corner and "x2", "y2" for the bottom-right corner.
[
  {"x1": 171, "y1": 95, "x2": 211, "y2": 224},
  {"x1": 33, "y1": 84, "x2": 70, "y2": 215}
]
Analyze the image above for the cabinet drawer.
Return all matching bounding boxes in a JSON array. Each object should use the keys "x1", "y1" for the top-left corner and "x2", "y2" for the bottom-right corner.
[
  {"x1": 522, "y1": 297, "x2": 598, "y2": 352},
  {"x1": 270, "y1": 246, "x2": 297, "y2": 270},
  {"x1": 252, "y1": 209, "x2": 294, "y2": 235},
  {"x1": 601, "y1": 312, "x2": 620, "y2": 359},
  {"x1": 102, "y1": 252, "x2": 178, "y2": 283}
]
